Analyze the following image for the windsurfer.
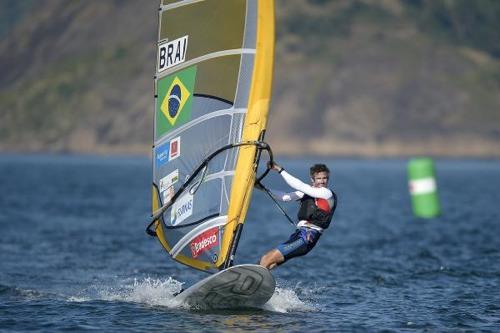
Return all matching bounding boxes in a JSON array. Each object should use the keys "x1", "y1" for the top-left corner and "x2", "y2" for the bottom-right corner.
[{"x1": 257, "y1": 162, "x2": 337, "y2": 269}]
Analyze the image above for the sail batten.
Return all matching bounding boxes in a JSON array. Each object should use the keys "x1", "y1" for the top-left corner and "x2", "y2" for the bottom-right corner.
[
  {"x1": 151, "y1": 0, "x2": 274, "y2": 273},
  {"x1": 154, "y1": 108, "x2": 246, "y2": 147},
  {"x1": 160, "y1": 0, "x2": 206, "y2": 12},
  {"x1": 156, "y1": 49, "x2": 256, "y2": 79}
]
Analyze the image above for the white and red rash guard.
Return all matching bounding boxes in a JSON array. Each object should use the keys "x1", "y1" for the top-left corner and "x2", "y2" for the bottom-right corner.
[{"x1": 271, "y1": 170, "x2": 334, "y2": 232}]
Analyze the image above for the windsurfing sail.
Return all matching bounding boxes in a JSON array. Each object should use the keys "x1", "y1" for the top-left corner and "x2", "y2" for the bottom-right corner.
[{"x1": 149, "y1": 0, "x2": 275, "y2": 273}]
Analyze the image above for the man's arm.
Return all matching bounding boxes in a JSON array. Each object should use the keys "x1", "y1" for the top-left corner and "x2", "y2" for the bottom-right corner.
[{"x1": 281, "y1": 170, "x2": 332, "y2": 199}]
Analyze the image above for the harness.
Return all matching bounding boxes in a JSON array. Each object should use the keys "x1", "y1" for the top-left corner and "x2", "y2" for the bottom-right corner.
[{"x1": 297, "y1": 190, "x2": 337, "y2": 229}]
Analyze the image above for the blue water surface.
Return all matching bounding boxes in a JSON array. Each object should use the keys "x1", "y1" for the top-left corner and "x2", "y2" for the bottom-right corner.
[{"x1": 0, "y1": 154, "x2": 499, "y2": 332}]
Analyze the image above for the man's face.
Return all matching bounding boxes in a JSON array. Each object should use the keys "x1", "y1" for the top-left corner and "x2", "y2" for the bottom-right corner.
[{"x1": 311, "y1": 171, "x2": 329, "y2": 188}]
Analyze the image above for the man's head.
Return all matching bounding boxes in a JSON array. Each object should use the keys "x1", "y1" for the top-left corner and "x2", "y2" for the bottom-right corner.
[{"x1": 310, "y1": 164, "x2": 330, "y2": 188}]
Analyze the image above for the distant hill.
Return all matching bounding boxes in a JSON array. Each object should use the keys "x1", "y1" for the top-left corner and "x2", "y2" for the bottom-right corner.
[{"x1": 1, "y1": 0, "x2": 500, "y2": 157}]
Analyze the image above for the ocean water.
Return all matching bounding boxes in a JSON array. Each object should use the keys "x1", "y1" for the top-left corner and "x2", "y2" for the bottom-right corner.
[{"x1": 0, "y1": 154, "x2": 499, "y2": 332}]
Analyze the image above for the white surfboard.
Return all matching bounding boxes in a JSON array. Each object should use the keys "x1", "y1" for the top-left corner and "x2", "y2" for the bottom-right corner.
[{"x1": 174, "y1": 264, "x2": 275, "y2": 309}]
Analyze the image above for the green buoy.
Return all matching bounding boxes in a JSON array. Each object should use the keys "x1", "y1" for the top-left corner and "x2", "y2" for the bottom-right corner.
[{"x1": 408, "y1": 158, "x2": 440, "y2": 218}]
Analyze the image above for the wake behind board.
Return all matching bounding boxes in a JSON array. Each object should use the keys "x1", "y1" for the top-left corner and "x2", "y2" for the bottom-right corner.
[{"x1": 175, "y1": 264, "x2": 275, "y2": 310}]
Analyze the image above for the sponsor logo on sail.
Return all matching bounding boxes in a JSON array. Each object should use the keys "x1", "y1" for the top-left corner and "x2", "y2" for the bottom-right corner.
[
  {"x1": 171, "y1": 192, "x2": 193, "y2": 226},
  {"x1": 159, "y1": 169, "x2": 179, "y2": 203},
  {"x1": 157, "y1": 35, "x2": 188, "y2": 72},
  {"x1": 190, "y1": 227, "x2": 219, "y2": 258},
  {"x1": 169, "y1": 137, "x2": 181, "y2": 161},
  {"x1": 160, "y1": 169, "x2": 179, "y2": 192},
  {"x1": 161, "y1": 186, "x2": 175, "y2": 205},
  {"x1": 156, "y1": 66, "x2": 197, "y2": 138},
  {"x1": 155, "y1": 143, "x2": 169, "y2": 168}
]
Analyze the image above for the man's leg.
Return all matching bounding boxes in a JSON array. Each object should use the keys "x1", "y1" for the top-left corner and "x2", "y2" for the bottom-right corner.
[
  {"x1": 259, "y1": 249, "x2": 284, "y2": 270},
  {"x1": 260, "y1": 229, "x2": 320, "y2": 269}
]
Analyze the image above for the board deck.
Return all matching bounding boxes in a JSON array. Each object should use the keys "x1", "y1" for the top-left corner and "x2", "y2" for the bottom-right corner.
[{"x1": 174, "y1": 264, "x2": 276, "y2": 309}]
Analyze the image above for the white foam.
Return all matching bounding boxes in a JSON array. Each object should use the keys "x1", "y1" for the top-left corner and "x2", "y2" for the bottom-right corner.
[
  {"x1": 263, "y1": 285, "x2": 317, "y2": 313},
  {"x1": 68, "y1": 277, "x2": 319, "y2": 312},
  {"x1": 67, "y1": 296, "x2": 91, "y2": 303},
  {"x1": 101, "y1": 277, "x2": 184, "y2": 307},
  {"x1": 68, "y1": 277, "x2": 184, "y2": 308}
]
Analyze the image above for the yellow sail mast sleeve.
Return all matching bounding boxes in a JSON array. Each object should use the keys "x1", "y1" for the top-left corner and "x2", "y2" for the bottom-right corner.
[{"x1": 217, "y1": 0, "x2": 275, "y2": 267}]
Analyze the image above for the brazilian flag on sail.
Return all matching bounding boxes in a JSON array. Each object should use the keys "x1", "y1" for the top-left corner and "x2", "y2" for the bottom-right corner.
[{"x1": 156, "y1": 66, "x2": 197, "y2": 138}]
